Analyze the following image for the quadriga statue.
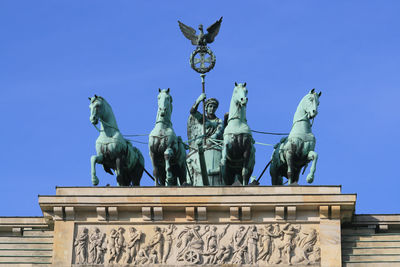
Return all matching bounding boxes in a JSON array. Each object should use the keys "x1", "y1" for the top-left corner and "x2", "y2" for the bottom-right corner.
[
  {"x1": 221, "y1": 82, "x2": 256, "y2": 185},
  {"x1": 89, "y1": 95, "x2": 144, "y2": 186},
  {"x1": 270, "y1": 89, "x2": 321, "y2": 185},
  {"x1": 149, "y1": 89, "x2": 187, "y2": 186}
]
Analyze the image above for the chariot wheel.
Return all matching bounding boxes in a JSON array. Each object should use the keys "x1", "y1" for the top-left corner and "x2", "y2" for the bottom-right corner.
[{"x1": 184, "y1": 249, "x2": 201, "y2": 264}]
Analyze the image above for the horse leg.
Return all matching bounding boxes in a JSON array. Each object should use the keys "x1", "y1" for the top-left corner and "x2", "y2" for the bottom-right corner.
[
  {"x1": 270, "y1": 160, "x2": 283, "y2": 185},
  {"x1": 149, "y1": 151, "x2": 160, "y2": 186},
  {"x1": 115, "y1": 157, "x2": 125, "y2": 186},
  {"x1": 131, "y1": 154, "x2": 144, "y2": 186},
  {"x1": 285, "y1": 149, "x2": 295, "y2": 185},
  {"x1": 241, "y1": 145, "x2": 249, "y2": 186},
  {"x1": 90, "y1": 154, "x2": 103, "y2": 186},
  {"x1": 177, "y1": 144, "x2": 187, "y2": 186},
  {"x1": 292, "y1": 168, "x2": 301, "y2": 185},
  {"x1": 220, "y1": 137, "x2": 229, "y2": 184},
  {"x1": 306, "y1": 151, "x2": 318, "y2": 183},
  {"x1": 164, "y1": 148, "x2": 175, "y2": 186}
]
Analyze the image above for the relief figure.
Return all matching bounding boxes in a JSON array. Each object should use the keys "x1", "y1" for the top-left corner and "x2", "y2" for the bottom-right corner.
[
  {"x1": 125, "y1": 227, "x2": 142, "y2": 264},
  {"x1": 162, "y1": 224, "x2": 177, "y2": 263},
  {"x1": 74, "y1": 227, "x2": 89, "y2": 264},
  {"x1": 246, "y1": 225, "x2": 259, "y2": 264},
  {"x1": 257, "y1": 224, "x2": 276, "y2": 263},
  {"x1": 88, "y1": 227, "x2": 106, "y2": 264},
  {"x1": 148, "y1": 226, "x2": 164, "y2": 264}
]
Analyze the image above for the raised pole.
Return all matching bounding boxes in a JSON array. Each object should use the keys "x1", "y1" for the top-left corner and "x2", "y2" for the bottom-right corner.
[{"x1": 200, "y1": 74, "x2": 206, "y2": 145}]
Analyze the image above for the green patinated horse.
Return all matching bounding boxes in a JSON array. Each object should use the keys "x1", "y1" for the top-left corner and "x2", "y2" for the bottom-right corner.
[
  {"x1": 270, "y1": 89, "x2": 321, "y2": 185},
  {"x1": 149, "y1": 89, "x2": 187, "y2": 186},
  {"x1": 221, "y1": 82, "x2": 256, "y2": 185},
  {"x1": 89, "y1": 95, "x2": 144, "y2": 186}
]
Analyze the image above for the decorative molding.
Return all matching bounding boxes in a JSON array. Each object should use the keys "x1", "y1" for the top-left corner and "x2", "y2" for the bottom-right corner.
[
  {"x1": 65, "y1": 206, "x2": 75, "y2": 221},
  {"x1": 319, "y1": 206, "x2": 329, "y2": 220},
  {"x1": 153, "y1": 207, "x2": 163, "y2": 221},
  {"x1": 197, "y1": 207, "x2": 207, "y2": 221},
  {"x1": 186, "y1": 207, "x2": 195, "y2": 221},
  {"x1": 230, "y1": 207, "x2": 239, "y2": 221},
  {"x1": 287, "y1": 206, "x2": 296, "y2": 220},
  {"x1": 96, "y1": 207, "x2": 106, "y2": 221},
  {"x1": 53, "y1": 206, "x2": 63, "y2": 221},
  {"x1": 275, "y1": 206, "x2": 285, "y2": 220},
  {"x1": 242, "y1": 207, "x2": 251, "y2": 220},
  {"x1": 142, "y1": 207, "x2": 152, "y2": 221},
  {"x1": 109, "y1": 207, "x2": 118, "y2": 221}
]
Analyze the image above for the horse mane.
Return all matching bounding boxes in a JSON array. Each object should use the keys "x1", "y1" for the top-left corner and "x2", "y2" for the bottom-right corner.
[{"x1": 98, "y1": 97, "x2": 112, "y2": 110}]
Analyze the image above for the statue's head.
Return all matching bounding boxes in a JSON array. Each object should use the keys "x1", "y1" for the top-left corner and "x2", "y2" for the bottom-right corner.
[
  {"x1": 233, "y1": 82, "x2": 248, "y2": 107},
  {"x1": 198, "y1": 24, "x2": 204, "y2": 32},
  {"x1": 89, "y1": 95, "x2": 102, "y2": 125},
  {"x1": 301, "y1": 88, "x2": 321, "y2": 119},
  {"x1": 157, "y1": 88, "x2": 173, "y2": 118},
  {"x1": 129, "y1": 227, "x2": 136, "y2": 233},
  {"x1": 205, "y1": 98, "x2": 219, "y2": 116}
]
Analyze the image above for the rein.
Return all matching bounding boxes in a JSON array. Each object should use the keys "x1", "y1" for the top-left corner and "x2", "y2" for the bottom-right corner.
[
  {"x1": 291, "y1": 113, "x2": 314, "y2": 128},
  {"x1": 91, "y1": 118, "x2": 120, "y2": 132}
]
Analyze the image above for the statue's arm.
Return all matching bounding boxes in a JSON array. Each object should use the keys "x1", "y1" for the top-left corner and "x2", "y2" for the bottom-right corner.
[
  {"x1": 211, "y1": 118, "x2": 224, "y2": 140},
  {"x1": 190, "y1": 93, "x2": 206, "y2": 115}
]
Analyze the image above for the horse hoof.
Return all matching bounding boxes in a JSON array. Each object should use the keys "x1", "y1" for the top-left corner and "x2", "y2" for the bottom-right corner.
[
  {"x1": 92, "y1": 176, "x2": 99, "y2": 186},
  {"x1": 307, "y1": 175, "x2": 314, "y2": 184}
]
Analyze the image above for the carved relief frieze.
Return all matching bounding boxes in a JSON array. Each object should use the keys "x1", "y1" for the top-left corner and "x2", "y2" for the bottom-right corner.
[{"x1": 73, "y1": 223, "x2": 320, "y2": 266}]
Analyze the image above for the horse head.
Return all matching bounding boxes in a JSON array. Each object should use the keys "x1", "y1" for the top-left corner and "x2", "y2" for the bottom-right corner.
[
  {"x1": 157, "y1": 88, "x2": 173, "y2": 121},
  {"x1": 233, "y1": 82, "x2": 248, "y2": 107},
  {"x1": 301, "y1": 89, "x2": 321, "y2": 120},
  {"x1": 89, "y1": 94, "x2": 103, "y2": 125}
]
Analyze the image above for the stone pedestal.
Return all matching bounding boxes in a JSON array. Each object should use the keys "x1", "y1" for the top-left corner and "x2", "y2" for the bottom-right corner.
[{"x1": 39, "y1": 186, "x2": 356, "y2": 266}]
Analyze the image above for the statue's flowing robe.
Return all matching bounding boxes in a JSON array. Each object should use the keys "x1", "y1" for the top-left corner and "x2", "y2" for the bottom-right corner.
[{"x1": 187, "y1": 111, "x2": 224, "y2": 185}]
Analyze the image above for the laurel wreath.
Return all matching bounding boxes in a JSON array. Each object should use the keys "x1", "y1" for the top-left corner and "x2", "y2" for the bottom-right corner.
[{"x1": 189, "y1": 46, "x2": 216, "y2": 74}]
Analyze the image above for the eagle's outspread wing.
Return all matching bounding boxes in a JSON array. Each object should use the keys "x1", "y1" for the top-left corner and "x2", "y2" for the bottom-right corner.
[
  {"x1": 205, "y1": 17, "x2": 223, "y2": 44},
  {"x1": 178, "y1": 20, "x2": 198, "y2": 45}
]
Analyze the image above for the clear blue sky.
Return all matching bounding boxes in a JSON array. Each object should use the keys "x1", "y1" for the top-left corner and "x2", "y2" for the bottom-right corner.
[{"x1": 0, "y1": 1, "x2": 399, "y2": 216}]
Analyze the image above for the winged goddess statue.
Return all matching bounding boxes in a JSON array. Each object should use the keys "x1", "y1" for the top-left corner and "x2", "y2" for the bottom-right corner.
[{"x1": 178, "y1": 17, "x2": 223, "y2": 47}]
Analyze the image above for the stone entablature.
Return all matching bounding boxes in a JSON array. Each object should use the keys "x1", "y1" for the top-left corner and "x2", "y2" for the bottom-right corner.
[
  {"x1": 39, "y1": 186, "x2": 355, "y2": 223},
  {"x1": 38, "y1": 186, "x2": 356, "y2": 266}
]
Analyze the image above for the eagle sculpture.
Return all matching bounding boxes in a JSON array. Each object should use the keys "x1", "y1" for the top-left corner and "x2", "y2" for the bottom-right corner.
[{"x1": 178, "y1": 17, "x2": 223, "y2": 47}]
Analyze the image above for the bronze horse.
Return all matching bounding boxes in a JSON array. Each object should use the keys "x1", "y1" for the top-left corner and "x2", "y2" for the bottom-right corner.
[
  {"x1": 270, "y1": 89, "x2": 321, "y2": 185},
  {"x1": 149, "y1": 89, "x2": 187, "y2": 186},
  {"x1": 221, "y1": 83, "x2": 256, "y2": 185}
]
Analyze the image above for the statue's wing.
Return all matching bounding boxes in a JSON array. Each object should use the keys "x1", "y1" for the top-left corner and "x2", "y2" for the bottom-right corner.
[
  {"x1": 205, "y1": 17, "x2": 223, "y2": 44},
  {"x1": 178, "y1": 21, "x2": 198, "y2": 45}
]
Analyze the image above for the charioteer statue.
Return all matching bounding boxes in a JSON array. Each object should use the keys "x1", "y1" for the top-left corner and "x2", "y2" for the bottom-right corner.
[{"x1": 187, "y1": 93, "x2": 224, "y2": 186}]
